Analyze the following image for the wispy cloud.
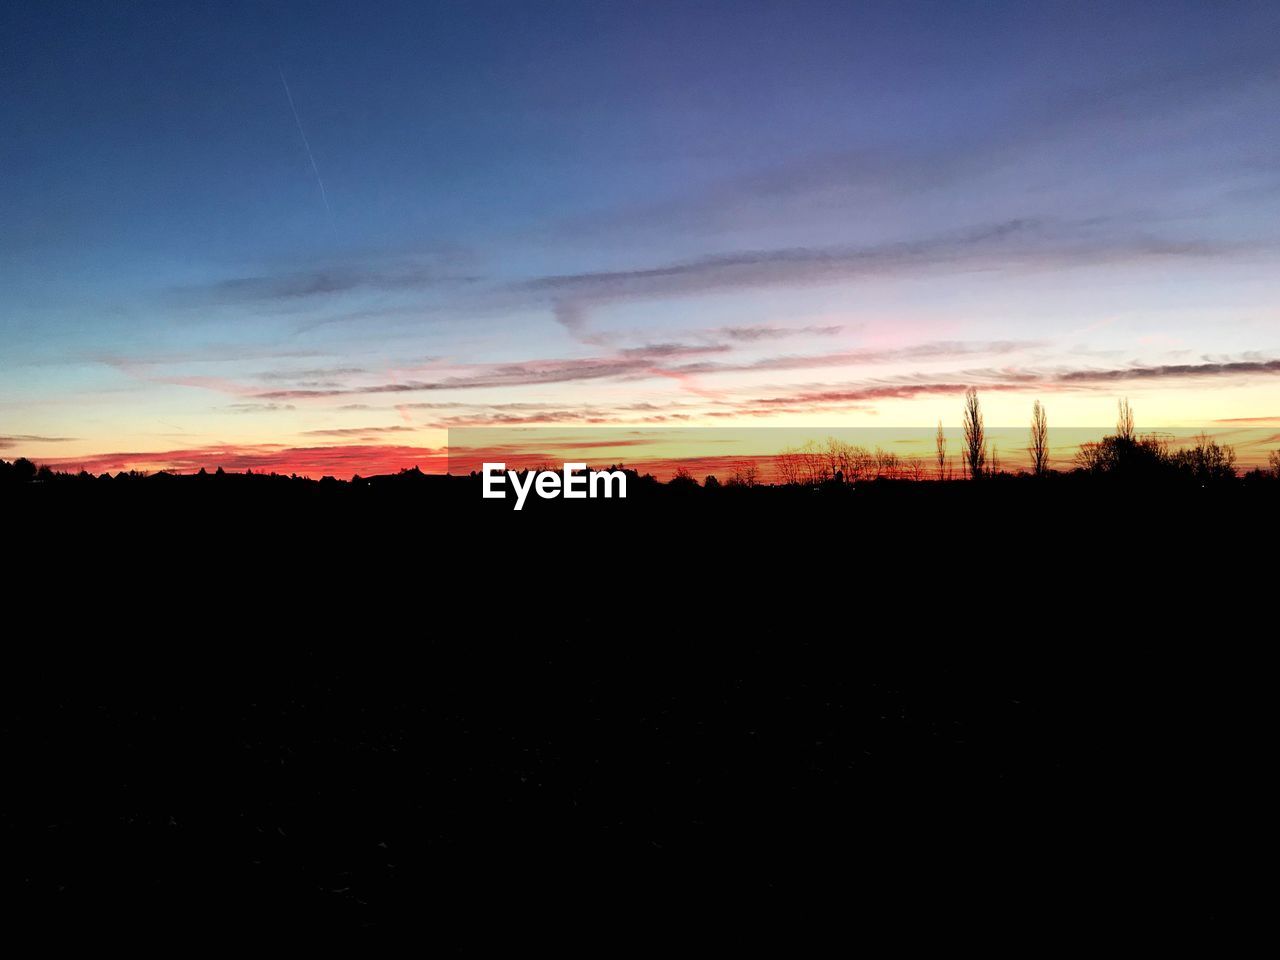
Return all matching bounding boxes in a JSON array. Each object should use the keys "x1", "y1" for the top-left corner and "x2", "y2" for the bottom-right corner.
[
  {"x1": 250, "y1": 338, "x2": 1042, "y2": 397},
  {"x1": 554, "y1": 43, "x2": 1280, "y2": 244},
  {"x1": 717, "y1": 324, "x2": 844, "y2": 342},
  {"x1": 226, "y1": 402, "x2": 296, "y2": 413},
  {"x1": 300, "y1": 425, "x2": 417, "y2": 437},
  {"x1": 1, "y1": 434, "x2": 78, "y2": 450},
  {"x1": 169, "y1": 263, "x2": 472, "y2": 305},
  {"x1": 718, "y1": 357, "x2": 1280, "y2": 416},
  {"x1": 515, "y1": 218, "x2": 1249, "y2": 333},
  {"x1": 1056, "y1": 358, "x2": 1280, "y2": 383}
]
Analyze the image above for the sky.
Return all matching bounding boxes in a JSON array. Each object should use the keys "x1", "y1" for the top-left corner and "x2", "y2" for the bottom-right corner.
[{"x1": 3, "y1": 0, "x2": 1279, "y2": 475}]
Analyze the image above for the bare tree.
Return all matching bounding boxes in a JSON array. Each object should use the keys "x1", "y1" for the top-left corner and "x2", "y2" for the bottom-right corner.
[
  {"x1": 962, "y1": 388, "x2": 985, "y2": 480},
  {"x1": 1029, "y1": 400, "x2": 1049, "y2": 476},
  {"x1": 1270, "y1": 450, "x2": 1280, "y2": 478},
  {"x1": 935, "y1": 420, "x2": 947, "y2": 480},
  {"x1": 774, "y1": 448, "x2": 802, "y2": 486},
  {"x1": 874, "y1": 447, "x2": 901, "y2": 479},
  {"x1": 1117, "y1": 398, "x2": 1135, "y2": 441},
  {"x1": 729, "y1": 463, "x2": 761, "y2": 488}
]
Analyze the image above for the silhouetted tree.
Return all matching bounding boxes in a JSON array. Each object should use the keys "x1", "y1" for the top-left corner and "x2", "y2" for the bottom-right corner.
[
  {"x1": 1029, "y1": 400, "x2": 1049, "y2": 476},
  {"x1": 1075, "y1": 432, "x2": 1169, "y2": 479},
  {"x1": 668, "y1": 467, "x2": 699, "y2": 492},
  {"x1": 13, "y1": 457, "x2": 36, "y2": 483},
  {"x1": 962, "y1": 388, "x2": 985, "y2": 480},
  {"x1": 703, "y1": 475, "x2": 721, "y2": 490},
  {"x1": 935, "y1": 421, "x2": 947, "y2": 480},
  {"x1": 1270, "y1": 450, "x2": 1280, "y2": 478},
  {"x1": 774, "y1": 448, "x2": 801, "y2": 485},
  {"x1": 1171, "y1": 434, "x2": 1236, "y2": 482},
  {"x1": 1117, "y1": 398, "x2": 1135, "y2": 441}
]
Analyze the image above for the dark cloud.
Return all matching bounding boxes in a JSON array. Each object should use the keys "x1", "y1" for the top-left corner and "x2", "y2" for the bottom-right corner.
[
  {"x1": 1, "y1": 434, "x2": 78, "y2": 449},
  {"x1": 169, "y1": 263, "x2": 479, "y2": 306},
  {"x1": 617, "y1": 342, "x2": 732, "y2": 359},
  {"x1": 301, "y1": 425, "x2": 417, "y2": 437},
  {"x1": 1056, "y1": 359, "x2": 1280, "y2": 382},
  {"x1": 717, "y1": 324, "x2": 844, "y2": 342}
]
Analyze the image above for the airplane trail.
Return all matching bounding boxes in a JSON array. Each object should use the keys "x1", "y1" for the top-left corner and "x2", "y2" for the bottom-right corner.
[{"x1": 278, "y1": 67, "x2": 332, "y2": 222}]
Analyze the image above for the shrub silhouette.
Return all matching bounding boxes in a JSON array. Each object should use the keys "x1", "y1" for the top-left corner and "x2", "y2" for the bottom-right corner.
[
  {"x1": 668, "y1": 467, "x2": 699, "y2": 493},
  {"x1": 1170, "y1": 434, "x2": 1236, "y2": 483},
  {"x1": 1075, "y1": 433, "x2": 1170, "y2": 479}
]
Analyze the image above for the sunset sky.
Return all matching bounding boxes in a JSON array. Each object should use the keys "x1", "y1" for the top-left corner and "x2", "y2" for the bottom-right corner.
[{"x1": 3, "y1": 1, "x2": 1279, "y2": 476}]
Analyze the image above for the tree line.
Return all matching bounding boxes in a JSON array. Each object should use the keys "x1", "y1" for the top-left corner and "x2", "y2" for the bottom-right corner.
[{"x1": 768, "y1": 391, "x2": 1279, "y2": 487}]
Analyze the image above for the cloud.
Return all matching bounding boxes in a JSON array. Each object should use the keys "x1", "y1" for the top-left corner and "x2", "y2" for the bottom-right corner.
[
  {"x1": 300, "y1": 425, "x2": 417, "y2": 437},
  {"x1": 717, "y1": 324, "x2": 844, "y2": 342},
  {"x1": 168, "y1": 262, "x2": 477, "y2": 306},
  {"x1": 253, "y1": 354, "x2": 668, "y2": 398},
  {"x1": 617, "y1": 342, "x2": 732, "y2": 359},
  {"x1": 226, "y1": 402, "x2": 296, "y2": 413},
  {"x1": 514, "y1": 218, "x2": 1249, "y2": 333},
  {"x1": 716, "y1": 356, "x2": 1280, "y2": 416},
  {"x1": 1, "y1": 434, "x2": 78, "y2": 450},
  {"x1": 553, "y1": 43, "x2": 1280, "y2": 245},
  {"x1": 669, "y1": 340, "x2": 1041, "y2": 376},
  {"x1": 248, "y1": 339, "x2": 1044, "y2": 399},
  {"x1": 552, "y1": 301, "x2": 590, "y2": 335},
  {"x1": 254, "y1": 367, "x2": 367, "y2": 382},
  {"x1": 1056, "y1": 359, "x2": 1280, "y2": 382}
]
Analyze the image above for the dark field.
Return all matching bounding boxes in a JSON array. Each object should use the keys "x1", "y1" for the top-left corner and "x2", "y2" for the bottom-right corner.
[{"x1": 3, "y1": 474, "x2": 1270, "y2": 942}]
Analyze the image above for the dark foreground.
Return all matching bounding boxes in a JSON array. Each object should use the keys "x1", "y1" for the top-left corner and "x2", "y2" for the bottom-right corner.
[{"x1": 3, "y1": 476, "x2": 1271, "y2": 944}]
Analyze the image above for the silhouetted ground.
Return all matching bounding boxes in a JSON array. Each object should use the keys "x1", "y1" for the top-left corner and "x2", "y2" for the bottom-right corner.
[{"x1": 2, "y1": 472, "x2": 1271, "y2": 944}]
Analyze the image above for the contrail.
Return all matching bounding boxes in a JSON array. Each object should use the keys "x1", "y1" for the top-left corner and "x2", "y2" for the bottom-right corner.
[{"x1": 278, "y1": 67, "x2": 332, "y2": 222}]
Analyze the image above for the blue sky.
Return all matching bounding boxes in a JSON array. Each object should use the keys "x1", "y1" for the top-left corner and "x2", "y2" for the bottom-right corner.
[{"x1": 3, "y1": 1, "x2": 1278, "y2": 472}]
